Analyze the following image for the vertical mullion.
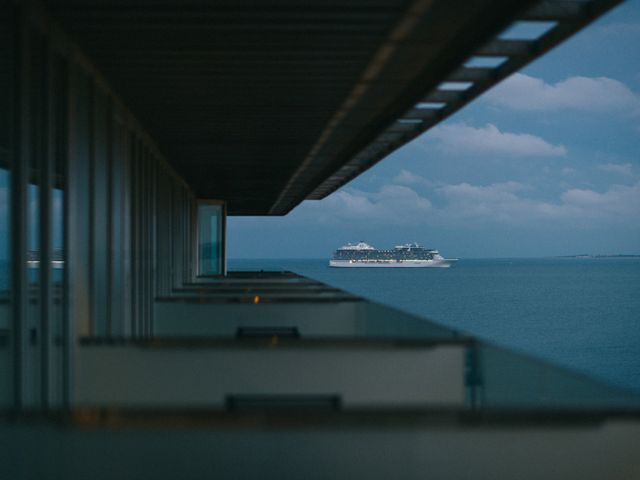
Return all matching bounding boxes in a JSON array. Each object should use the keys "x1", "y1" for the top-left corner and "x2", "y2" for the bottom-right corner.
[
  {"x1": 180, "y1": 187, "x2": 184, "y2": 285},
  {"x1": 88, "y1": 78, "x2": 95, "y2": 338},
  {"x1": 136, "y1": 136, "x2": 140, "y2": 337},
  {"x1": 149, "y1": 153, "x2": 156, "y2": 336},
  {"x1": 12, "y1": 5, "x2": 29, "y2": 410},
  {"x1": 136, "y1": 137, "x2": 142, "y2": 337},
  {"x1": 191, "y1": 196, "x2": 197, "y2": 281},
  {"x1": 169, "y1": 183, "x2": 174, "y2": 290},
  {"x1": 222, "y1": 202, "x2": 227, "y2": 276},
  {"x1": 193, "y1": 195, "x2": 201, "y2": 277},
  {"x1": 179, "y1": 187, "x2": 183, "y2": 284},
  {"x1": 65, "y1": 64, "x2": 83, "y2": 406},
  {"x1": 90, "y1": 87, "x2": 107, "y2": 338},
  {"x1": 143, "y1": 147, "x2": 149, "y2": 336},
  {"x1": 138, "y1": 139, "x2": 143, "y2": 336},
  {"x1": 167, "y1": 175, "x2": 171, "y2": 293},
  {"x1": 156, "y1": 171, "x2": 162, "y2": 298},
  {"x1": 40, "y1": 34, "x2": 53, "y2": 410},
  {"x1": 121, "y1": 127, "x2": 130, "y2": 336},
  {"x1": 113, "y1": 118, "x2": 121, "y2": 336},
  {"x1": 62, "y1": 57, "x2": 73, "y2": 407},
  {"x1": 184, "y1": 189, "x2": 189, "y2": 282},
  {"x1": 130, "y1": 135, "x2": 137, "y2": 338},
  {"x1": 105, "y1": 99, "x2": 113, "y2": 338},
  {"x1": 160, "y1": 170, "x2": 167, "y2": 297},
  {"x1": 136, "y1": 140, "x2": 141, "y2": 337},
  {"x1": 137, "y1": 139, "x2": 142, "y2": 337},
  {"x1": 172, "y1": 185, "x2": 177, "y2": 289},
  {"x1": 118, "y1": 124, "x2": 127, "y2": 336},
  {"x1": 57, "y1": 55, "x2": 70, "y2": 410},
  {"x1": 182, "y1": 188, "x2": 186, "y2": 284},
  {"x1": 140, "y1": 143, "x2": 145, "y2": 335}
]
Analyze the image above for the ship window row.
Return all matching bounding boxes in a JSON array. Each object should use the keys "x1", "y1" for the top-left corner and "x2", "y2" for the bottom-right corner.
[{"x1": 334, "y1": 250, "x2": 435, "y2": 260}]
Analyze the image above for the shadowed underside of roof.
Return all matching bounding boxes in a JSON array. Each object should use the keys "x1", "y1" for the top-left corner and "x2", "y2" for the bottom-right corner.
[{"x1": 43, "y1": 0, "x2": 622, "y2": 215}]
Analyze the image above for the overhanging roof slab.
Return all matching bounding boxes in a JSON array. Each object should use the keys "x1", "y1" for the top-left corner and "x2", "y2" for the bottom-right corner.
[{"x1": 42, "y1": 0, "x2": 623, "y2": 215}]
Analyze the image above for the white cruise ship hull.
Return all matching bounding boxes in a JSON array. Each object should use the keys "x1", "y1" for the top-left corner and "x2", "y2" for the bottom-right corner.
[{"x1": 329, "y1": 259, "x2": 456, "y2": 268}]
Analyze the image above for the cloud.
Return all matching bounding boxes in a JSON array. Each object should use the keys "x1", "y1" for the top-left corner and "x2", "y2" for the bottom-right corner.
[
  {"x1": 598, "y1": 163, "x2": 633, "y2": 176},
  {"x1": 438, "y1": 181, "x2": 528, "y2": 199},
  {"x1": 436, "y1": 181, "x2": 640, "y2": 226},
  {"x1": 285, "y1": 172, "x2": 640, "y2": 230},
  {"x1": 392, "y1": 169, "x2": 436, "y2": 189},
  {"x1": 423, "y1": 122, "x2": 567, "y2": 157},
  {"x1": 562, "y1": 167, "x2": 576, "y2": 175},
  {"x1": 295, "y1": 184, "x2": 432, "y2": 226},
  {"x1": 484, "y1": 73, "x2": 640, "y2": 113},
  {"x1": 435, "y1": 181, "x2": 534, "y2": 223},
  {"x1": 559, "y1": 183, "x2": 640, "y2": 218}
]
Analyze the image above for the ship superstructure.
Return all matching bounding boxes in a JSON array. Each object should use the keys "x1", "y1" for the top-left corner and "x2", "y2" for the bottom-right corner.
[{"x1": 330, "y1": 242, "x2": 456, "y2": 268}]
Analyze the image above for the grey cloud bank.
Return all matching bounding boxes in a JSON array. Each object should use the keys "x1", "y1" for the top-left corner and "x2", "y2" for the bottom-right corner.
[
  {"x1": 277, "y1": 172, "x2": 640, "y2": 231},
  {"x1": 598, "y1": 163, "x2": 634, "y2": 176},
  {"x1": 483, "y1": 73, "x2": 640, "y2": 113},
  {"x1": 423, "y1": 123, "x2": 567, "y2": 157}
]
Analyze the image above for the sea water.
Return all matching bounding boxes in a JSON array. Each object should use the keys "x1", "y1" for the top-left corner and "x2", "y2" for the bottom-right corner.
[
  {"x1": 229, "y1": 257, "x2": 640, "y2": 393},
  {"x1": 2, "y1": 258, "x2": 638, "y2": 393}
]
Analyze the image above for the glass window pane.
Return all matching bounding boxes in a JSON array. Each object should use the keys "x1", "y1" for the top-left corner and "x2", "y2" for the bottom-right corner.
[{"x1": 198, "y1": 203, "x2": 224, "y2": 276}]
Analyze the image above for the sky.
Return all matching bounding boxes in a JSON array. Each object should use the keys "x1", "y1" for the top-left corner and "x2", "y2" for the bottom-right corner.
[{"x1": 228, "y1": 0, "x2": 640, "y2": 259}]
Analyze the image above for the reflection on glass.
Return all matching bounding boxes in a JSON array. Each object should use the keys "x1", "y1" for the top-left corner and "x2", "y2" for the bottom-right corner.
[
  {"x1": 198, "y1": 204, "x2": 224, "y2": 276},
  {"x1": 0, "y1": 168, "x2": 10, "y2": 407},
  {"x1": 0, "y1": 170, "x2": 9, "y2": 292},
  {"x1": 52, "y1": 188, "x2": 64, "y2": 282},
  {"x1": 27, "y1": 184, "x2": 39, "y2": 285}
]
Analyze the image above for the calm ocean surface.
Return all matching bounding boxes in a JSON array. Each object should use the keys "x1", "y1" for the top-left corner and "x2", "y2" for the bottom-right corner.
[
  {"x1": 229, "y1": 257, "x2": 640, "y2": 393},
  {"x1": 2, "y1": 258, "x2": 638, "y2": 393}
]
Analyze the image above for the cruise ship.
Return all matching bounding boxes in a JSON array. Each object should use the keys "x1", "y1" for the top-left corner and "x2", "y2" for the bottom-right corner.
[{"x1": 330, "y1": 242, "x2": 457, "y2": 268}]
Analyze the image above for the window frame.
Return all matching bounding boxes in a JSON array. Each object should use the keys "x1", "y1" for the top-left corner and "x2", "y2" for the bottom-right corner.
[{"x1": 195, "y1": 199, "x2": 226, "y2": 277}]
